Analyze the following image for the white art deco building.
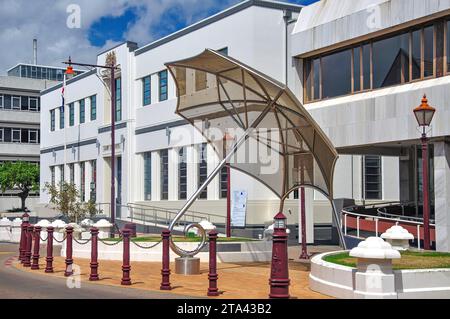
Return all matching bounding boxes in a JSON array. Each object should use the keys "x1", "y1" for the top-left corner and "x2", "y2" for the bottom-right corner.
[{"x1": 39, "y1": 0, "x2": 450, "y2": 250}]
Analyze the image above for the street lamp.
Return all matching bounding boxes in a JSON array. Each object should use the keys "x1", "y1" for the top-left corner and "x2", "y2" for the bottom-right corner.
[
  {"x1": 223, "y1": 132, "x2": 235, "y2": 238},
  {"x1": 63, "y1": 55, "x2": 120, "y2": 237},
  {"x1": 413, "y1": 94, "x2": 436, "y2": 251}
]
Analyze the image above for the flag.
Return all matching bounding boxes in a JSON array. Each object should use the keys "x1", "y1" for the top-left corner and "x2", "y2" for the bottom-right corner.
[{"x1": 60, "y1": 73, "x2": 66, "y2": 113}]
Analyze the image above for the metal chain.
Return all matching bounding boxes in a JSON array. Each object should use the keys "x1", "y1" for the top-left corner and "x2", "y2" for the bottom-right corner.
[
  {"x1": 39, "y1": 233, "x2": 48, "y2": 242},
  {"x1": 98, "y1": 237, "x2": 124, "y2": 246},
  {"x1": 131, "y1": 239, "x2": 162, "y2": 249},
  {"x1": 53, "y1": 233, "x2": 67, "y2": 244},
  {"x1": 73, "y1": 237, "x2": 92, "y2": 245}
]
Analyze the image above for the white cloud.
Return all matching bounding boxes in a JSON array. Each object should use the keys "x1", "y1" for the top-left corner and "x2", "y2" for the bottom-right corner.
[{"x1": 0, "y1": 0, "x2": 240, "y2": 74}]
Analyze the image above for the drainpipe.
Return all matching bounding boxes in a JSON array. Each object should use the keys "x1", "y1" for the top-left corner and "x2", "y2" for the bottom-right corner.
[{"x1": 283, "y1": 10, "x2": 296, "y2": 87}]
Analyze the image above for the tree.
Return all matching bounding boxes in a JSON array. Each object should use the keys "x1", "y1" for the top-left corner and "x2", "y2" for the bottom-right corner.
[
  {"x1": 0, "y1": 162, "x2": 39, "y2": 211},
  {"x1": 44, "y1": 181, "x2": 99, "y2": 223}
]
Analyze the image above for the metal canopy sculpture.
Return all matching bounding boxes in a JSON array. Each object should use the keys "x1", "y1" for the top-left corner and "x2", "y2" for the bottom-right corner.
[{"x1": 165, "y1": 49, "x2": 344, "y2": 258}]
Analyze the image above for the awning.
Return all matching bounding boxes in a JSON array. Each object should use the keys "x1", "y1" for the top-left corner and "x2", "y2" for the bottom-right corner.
[{"x1": 166, "y1": 49, "x2": 338, "y2": 201}]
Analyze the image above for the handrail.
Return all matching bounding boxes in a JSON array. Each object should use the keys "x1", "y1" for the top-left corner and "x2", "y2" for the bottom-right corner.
[
  {"x1": 127, "y1": 202, "x2": 225, "y2": 220},
  {"x1": 342, "y1": 208, "x2": 436, "y2": 227}
]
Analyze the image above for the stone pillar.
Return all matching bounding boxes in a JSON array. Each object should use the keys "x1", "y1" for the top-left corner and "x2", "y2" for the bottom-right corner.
[
  {"x1": 434, "y1": 142, "x2": 450, "y2": 252},
  {"x1": 187, "y1": 145, "x2": 199, "y2": 198},
  {"x1": 85, "y1": 160, "x2": 93, "y2": 202},
  {"x1": 151, "y1": 151, "x2": 161, "y2": 201},
  {"x1": 168, "y1": 148, "x2": 179, "y2": 201}
]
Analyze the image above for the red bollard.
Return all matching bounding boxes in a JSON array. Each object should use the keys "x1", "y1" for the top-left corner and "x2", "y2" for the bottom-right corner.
[
  {"x1": 19, "y1": 213, "x2": 30, "y2": 263},
  {"x1": 45, "y1": 226, "x2": 54, "y2": 273},
  {"x1": 89, "y1": 227, "x2": 99, "y2": 281},
  {"x1": 160, "y1": 230, "x2": 171, "y2": 290},
  {"x1": 121, "y1": 229, "x2": 131, "y2": 285},
  {"x1": 269, "y1": 212, "x2": 290, "y2": 299},
  {"x1": 31, "y1": 226, "x2": 41, "y2": 270},
  {"x1": 207, "y1": 230, "x2": 220, "y2": 297},
  {"x1": 64, "y1": 226, "x2": 74, "y2": 277},
  {"x1": 23, "y1": 225, "x2": 33, "y2": 267}
]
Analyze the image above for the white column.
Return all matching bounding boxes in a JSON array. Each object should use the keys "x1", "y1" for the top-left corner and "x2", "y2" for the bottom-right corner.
[
  {"x1": 168, "y1": 148, "x2": 179, "y2": 201},
  {"x1": 434, "y1": 142, "x2": 450, "y2": 252},
  {"x1": 151, "y1": 151, "x2": 161, "y2": 201},
  {"x1": 74, "y1": 162, "x2": 81, "y2": 193},
  {"x1": 187, "y1": 145, "x2": 199, "y2": 198},
  {"x1": 207, "y1": 143, "x2": 220, "y2": 200},
  {"x1": 56, "y1": 165, "x2": 63, "y2": 186}
]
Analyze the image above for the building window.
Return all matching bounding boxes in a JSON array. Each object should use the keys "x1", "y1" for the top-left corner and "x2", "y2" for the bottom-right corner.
[
  {"x1": 218, "y1": 47, "x2": 228, "y2": 55},
  {"x1": 0, "y1": 95, "x2": 3, "y2": 108},
  {"x1": 179, "y1": 147, "x2": 187, "y2": 200},
  {"x1": 143, "y1": 152, "x2": 152, "y2": 200},
  {"x1": 160, "y1": 149, "x2": 169, "y2": 200},
  {"x1": 60, "y1": 165, "x2": 65, "y2": 185},
  {"x1": 364, "y1": 156, "x2": 382, "y2": 200},
  {"x1": 29, "y1": 130, "x2": 38, "y2": 144},
  {"x1": 12, "y1": 96, "x2": 20, "y2": 110},
  {"x1": 0, "y1": 128, "x2": 3, "y2": 142},
  {"x1": 69, "y1": 163, "x2": 74, "y2": 185},
  {"x1": 90, "y1": 95, "x2": 97, "y2": 121},
  {"x1": 220, "y1": 166, "x2": 228, "y2": 199},
  {"x1": 12, "y1": 129, "x2": 20, "y2": 143},
  {"x1": 143, "y1": 76, "x2": 151, "y2": 106},
  {"x1": 115, "y1": 78, "x2": 122, "y2": 122},
  {"x1": 69, "y1": 103, "x2": 75, "y2": 126},
  {"x1": 304, "y1": 22, "x2": 439, "y2": 102},
  {"x1": 91, "y1": 160, "x2": 97, "y2": 202},
  {"x1": 79, "y1": 99, "x2": 85, "y2": 124},
  {"x1": 80, "y1": 162, "x2": 86, "y2": 202},
  {"x1": 59, "y1": 106, "x2": 65, "y2": 129},
  {"x1": 198, "y1": 143, "x2": 208, "y2": 199},
  {"x1": 29, "y1": 97, "x2": 38, "y2": 111},
  {"x1": 159, "y1": 70, "x2": 168, "y2": 102},
  {"x1": 50, "y1": 110, "x2": 55, "y2": 132},
  {"x1": 50, "y1": 166, "x2": 55, "y2": 187}
]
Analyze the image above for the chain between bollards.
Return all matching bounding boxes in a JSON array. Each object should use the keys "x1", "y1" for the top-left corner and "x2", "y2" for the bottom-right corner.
[
  {"x1": 90, "y1": 227, "x2": 99, "y2": 281},
  {"x1": 160, "y1": 230, "x2": 171, "y2": 291},
  {"x1": 31, "y1": 226, "x2": 41, "y2": 270},
  {"x1": 121, "y1": 229, "x2": 132, "y2": 286},
  {"x1": 207, "y1": 230, "x2": 220, "y2": 297},
  {"x1": 45, "y1": 227, "x2": 54, "y2": 273},
  {"x1": 64, "y1": 226, "x2": 74, "y2": 277}
]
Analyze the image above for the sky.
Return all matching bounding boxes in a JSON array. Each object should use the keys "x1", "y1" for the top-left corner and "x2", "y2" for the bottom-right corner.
[{"x1": 0, "y1": 0, "x2": 319, "y2": 74}]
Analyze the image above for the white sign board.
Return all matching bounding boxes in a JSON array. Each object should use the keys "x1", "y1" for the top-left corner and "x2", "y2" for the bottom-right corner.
[{"x1": 231, "y1": 190, "x2": 248, "y2": 228}]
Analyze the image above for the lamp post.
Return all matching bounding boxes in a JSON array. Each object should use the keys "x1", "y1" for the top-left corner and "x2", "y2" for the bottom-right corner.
[
  {"x1": 269, "y1": 212, "x2": 290, "y2": 299},
  {"x1": 223, "y1": 133, "x2": 234, "y2": 238},
  {"x1": 413, "y1": 95, "x2": 436, "y2": 251},
  {"x1": 63, "y1": 56, "x2": 120, "y2": 237}
]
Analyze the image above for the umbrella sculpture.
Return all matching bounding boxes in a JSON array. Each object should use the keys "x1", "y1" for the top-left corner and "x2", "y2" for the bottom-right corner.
[{"x1": 165, "y1": 49, "x2": 345, "y2": 259}]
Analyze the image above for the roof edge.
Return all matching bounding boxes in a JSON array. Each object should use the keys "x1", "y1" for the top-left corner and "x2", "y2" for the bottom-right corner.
[
  {"x1": 135, "y1": 0, "x2": 303, "y2": 56},
  {"x1": 40, "y1": 68, "x2": 97, "y2": 95}
]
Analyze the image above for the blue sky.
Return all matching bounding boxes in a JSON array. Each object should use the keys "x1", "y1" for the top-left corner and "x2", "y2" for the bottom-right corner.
[{"x1": 88, "y1": 0, "x2": 319, "y2": 47}]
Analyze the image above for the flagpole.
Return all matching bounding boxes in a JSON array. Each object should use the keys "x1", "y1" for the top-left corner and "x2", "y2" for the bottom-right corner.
[{"x1": 63, "y1": 73, "x2": 67, "y2": 181}]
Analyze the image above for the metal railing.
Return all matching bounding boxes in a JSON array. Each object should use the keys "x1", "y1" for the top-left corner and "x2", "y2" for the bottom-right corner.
[{"x1": 342, "y1": 202, "x2": 436, "y2": 250}]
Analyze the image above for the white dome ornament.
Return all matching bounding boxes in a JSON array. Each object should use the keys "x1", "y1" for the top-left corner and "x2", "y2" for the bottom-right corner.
[
  {"x1": 350, "y1": 237, "x2": 401, "y2": 260},
  {"x1": 381, "y1": 225, "x2": 414, "y2": 251}
]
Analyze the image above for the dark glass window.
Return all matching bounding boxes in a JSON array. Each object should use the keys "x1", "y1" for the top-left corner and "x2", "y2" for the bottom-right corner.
[
  {"x1": 412, "y1": 29, "x2": 421, "y2": 80},
  {"x1": 144, "y1": 152, "x2": 152, "y2": 200},
  {"x1": 198, "y1": 143, "x2": 208, "y2": 199},
  {"x1": 447, "y1": 21, "x2": 450, "y2": 72},
  {"x1": 362, "y1": 44, "x2": 371, "y2": 90},
  {"x1": 69, "y1": 103, "x2": 75, "y2": 126},
  {"x1": 179, "y1": 147, "x2": 187, "y2": 200},
  {"x1": 160, "y1": 150, "x2": 169, "y2": 200},
  {"x1": 424, "y1": 25, "x2": 435, "y2": 77},
  {"x1": 51, "y1": 167, "x2": 55, "y2": 187},
  {"x1": 80, "y1": 162, "x2": 85, "y2": 202},
  {"x1": 322, "y1": 49, "x2": 352, "y2": 98},
  {"x1": 159, "y1": 70, "x2": 168, "y2": 101},
  {"x1": 364, "y1": 156, "x2": 382, "y2": 200},
  {"x1": 90, "y1": 95, "x2": 97, "y2": 121},
  {"x1": 143, "y1": 76, "x2": 151, "y2": 106},
  {"x1": 69, "y1": 164, "x2": 74, "y2": 184},
  {"x1": 313, "y1": 58, "x2": 320, "y2": 100},
  {"x1": 218, "y1": 47, "x2": 228, "y2": 55},
  {"x1": 353, "y1": 47, "x2": 361, "y2": 92},
  {"x1": 115, "y1": 78, "x2": 122, "y2": 121},
  {"x1": 79, "y1": 99, "x2": 85, "y2": 124},
  {"x1": 59, "y1": 106, "x2": 65, "y2": 129},
  {"x1": 220, "y1": 166, "x2": 228, "y2": 199},
  {"x1": 50, "y1": 110, "x2": 55, "y2": 131},
  {"x1": 373, "y1": 33, "x2": 410, "y2": 88}
]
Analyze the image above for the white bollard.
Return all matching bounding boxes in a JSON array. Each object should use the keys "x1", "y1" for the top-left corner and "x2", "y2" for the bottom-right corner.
[
  {"x1": 381, "y1": 225, "x2": 414, "y2": 251},
  {"x1": 0, "y1": 217, "x2": 12, "y2": 242},
  {"x1": 10, "y1": 218, "x2": 22, "y2": 243}
]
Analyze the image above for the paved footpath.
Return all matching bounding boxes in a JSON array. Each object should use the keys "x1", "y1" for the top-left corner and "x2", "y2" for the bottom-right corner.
[{"x1": 0, "y1": 243, "x2": 193, "y2": 299}]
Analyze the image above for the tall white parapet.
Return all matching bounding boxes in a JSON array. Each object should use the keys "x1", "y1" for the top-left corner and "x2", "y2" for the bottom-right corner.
[
  {"x1": 0, "y1": 217, "x2": 12, "y2": 242},
  {"x1": 10, "y1": 218, "x2": 22, "y2": 243},
  {"x1": 350, "y1": 237, "x2": 401, "y2": 299},
  {"x1": 381, "y1": 225, "x2": 414, "y2": 251}
]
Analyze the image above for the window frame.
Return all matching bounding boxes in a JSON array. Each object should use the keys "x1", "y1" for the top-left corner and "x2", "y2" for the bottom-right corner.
[
  {"x1": 364, "y1": 155, "x2": 383, "y2": 200},
  {"x1": 142, "y1": 76, "x2": 151, "y2": 106},
  {"x1": 158, "y1": 70, "x2": 168, "y2": 102},
  {"x1": 12, "y1": 96, "x2": 21, "y2": 110},
  {"x1": 115, "y1": 77, "x2": 122, "y2": 122},
  {"x1": 0, "y1": 95, "x2": 3, "y2": 109},
  {"x1": 0, "y1": 128, "x2": 3, "y2": 142},
  {"x1": 28, "y1": 97, "x2": 38, "y2": 111},
  {"x1": 50, "y1": 109, "x2": 55, "y2": 131},
  {"x1": 178, "y1": 147, "x2": 187, "y2": 200},
  {"x1": 143, "y1": 152, "x2": 152, "y2": 201},
  {"x1": 69, "y1": 103, "x2": 75, "y2": 126},
  {"x1": 79, "y1": 99, "x2": 85, "y2": 124},
  {"x1": 59, "y1": 106, "x2": 65, "y2": 129},
  {"x1": 11, "y1": 128, "x2": 21, "y2": 143},
  {"x1": 90, "y1": 95, "x2": 97, "y2": 121},
  {"x1": 28, "y1": 129, "x2": 38, "y2": 144},
  {"x1": 198, "y1": 143, "x2": 208, "y2": 200},
  {"x1": 160, "y1": 149, "x2": 169, "y2": 200}
]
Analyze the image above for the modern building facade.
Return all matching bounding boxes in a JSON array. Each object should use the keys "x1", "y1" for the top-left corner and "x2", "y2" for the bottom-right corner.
[{"x1": 39, "y1": 0, "x2": 450, "y2": 250}]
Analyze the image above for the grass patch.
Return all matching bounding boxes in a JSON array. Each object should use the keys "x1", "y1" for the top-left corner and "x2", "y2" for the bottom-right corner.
[
  {"x1": 323, "y1": 251, "x2": 450, "y2": 270},
  {"x1": 104, "y1": 236, "x2": 257, "y2": 243}
]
